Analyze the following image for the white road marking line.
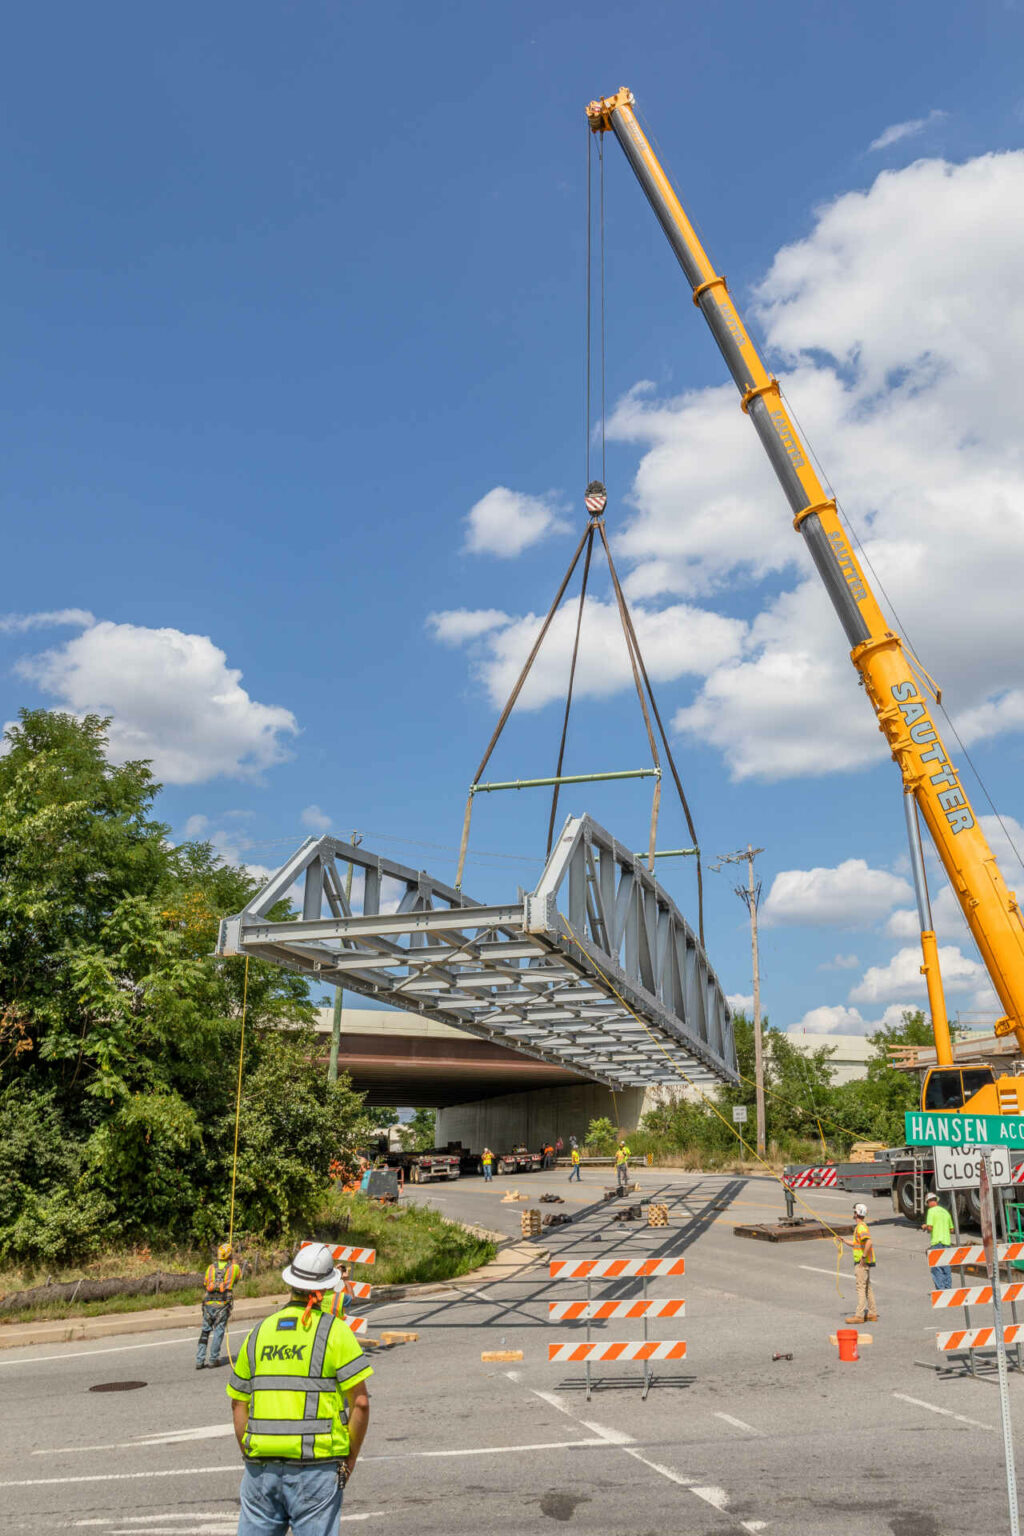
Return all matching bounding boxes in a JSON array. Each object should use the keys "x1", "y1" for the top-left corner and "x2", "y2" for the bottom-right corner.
[
  {"x1": 0, "y1": 1467, "x2": 237, "y2": 1489},
  {"x1": 36, "y1": 1424, "x2": 233, "y2": 1455},
  {"x1": 714, "y1": 1412, "x2": 761, "y2": 1435},
  {"x1": 579, "y1": 1420, "x2": 633, "y2": 1445},
  {"x1": 0, "y1": 1336, "x2": 193, "y2": 1366},
  {"x1": 799, "y1": 1265, "x2": 844, "y2": 1278},
  {"x1": 366, "y1": 1438, "x2": 611, "y2": 1460},
  {"x1": 892, "y1": 1391, "x2": 993, "y2": 1431},
  {"x1": 692, "y1": 1485, "x2": 729, "y2": 1511},
  {"x1": 621, "y1": 1447, "x2": 695, "y2": 1487},
  {"x1": 742, "y1": 1522, "x2": 768, "y2": 1533}
]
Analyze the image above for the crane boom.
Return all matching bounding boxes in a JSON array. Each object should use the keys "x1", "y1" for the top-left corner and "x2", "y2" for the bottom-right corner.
[{"x1": 588, "y1": 86, "x2": 1024, "y2": 1066}]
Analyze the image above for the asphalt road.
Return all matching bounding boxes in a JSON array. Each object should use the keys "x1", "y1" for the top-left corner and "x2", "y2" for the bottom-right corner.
[{"x1": 2, "y1": 1167, "x2": 1022, "y2": 1535}]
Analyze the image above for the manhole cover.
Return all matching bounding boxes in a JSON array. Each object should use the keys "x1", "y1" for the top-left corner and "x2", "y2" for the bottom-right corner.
[{"x1": 89, "y1": 1380, "x2": 147, "y2": 1393}]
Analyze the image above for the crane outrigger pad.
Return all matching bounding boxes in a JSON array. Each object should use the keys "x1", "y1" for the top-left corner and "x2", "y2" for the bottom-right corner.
[{"x1": 216, "y1": 814, "x2": 737, "y2": 1091}]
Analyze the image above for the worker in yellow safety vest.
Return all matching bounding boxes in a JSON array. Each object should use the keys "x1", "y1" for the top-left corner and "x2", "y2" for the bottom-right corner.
[
  {"x1": 196, "y1": 1242, "x2": 242, "y2": 1371},
  {"x1": 227, "y1": 1241, "x2": 372, "y2": 1536},
  {"x1": 319, "y1": 1264, "x2": 355, "y2": 1320},
  {"x1": 843, "y1": 1202, "x2": 879, "y2": 1324},
  {"x1": 569, "y1": 1145, "x2": 581, "y2": 1182},
  {"x1": 614, "y1": 1139, "x2": 631, "y2": 1192},
  {"x1": 481, "y1": 1147, "x2": 494, "y2": 1183}
]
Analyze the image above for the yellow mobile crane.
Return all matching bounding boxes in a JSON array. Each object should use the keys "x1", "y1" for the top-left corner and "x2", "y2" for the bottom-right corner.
[{"x1": 586, "y1": 87, "x2": 1024, "y2": 1134}]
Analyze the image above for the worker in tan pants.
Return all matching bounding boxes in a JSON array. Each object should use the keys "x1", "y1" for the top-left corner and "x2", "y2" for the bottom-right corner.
[{"x1": 843, "y1": 1201, "x2": 878, "y2": 1323}]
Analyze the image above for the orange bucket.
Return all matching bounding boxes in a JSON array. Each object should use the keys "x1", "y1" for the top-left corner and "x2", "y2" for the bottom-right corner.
[{"x1": 837, "y1": 1328, "x2": 859, "y2": 1362}]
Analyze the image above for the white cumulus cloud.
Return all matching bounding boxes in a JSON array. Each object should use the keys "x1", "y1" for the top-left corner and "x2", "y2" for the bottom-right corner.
[
  {"x1": 600, "y1": 151, "x2": 1024, "y2": 781},
  {"x1": 792, "y1": 1004, "x2": 868, "y2": 1035},
  {"x1": 0, "y1": 608, "x2": 95, "y2": 634},
  {"x1": 762, "y1": 859, "x2": 912, "y2": 928},
  {"x1": 427, "y1": 609, "x2": 512, "y2": 645},
  {"x1": 869, "y1": 109, "x2": 947, "y2": 152},
  {"x1": 463, "y1": 487, "x2": 571, "y2": 558},
  {"x1": 726, "y1": 992, "x2": 754, "y2": 1014},
  {"x1": 17, "y1": 621, "x2": 298, "y2": 785},
  {"x1": 435, "y1": 595, "x2": 745, "y2": 711},
  {"x1": 819, "y1": 953, "x2": 860, "y2": 971},
  {"x1": 301, "y1": 804, "x2": 332, "y2": 834},
  {"x1": 849, "y1": 944, "x2": 986, "y2": 1004}
]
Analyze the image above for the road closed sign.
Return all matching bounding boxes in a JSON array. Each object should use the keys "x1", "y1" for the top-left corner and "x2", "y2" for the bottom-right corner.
[{"x1": 933, "y1": 1143, "x2": 1012, "y2": 1191}]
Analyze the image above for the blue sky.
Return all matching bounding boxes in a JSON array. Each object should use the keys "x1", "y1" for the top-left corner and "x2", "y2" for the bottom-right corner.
[{"x1": 4, "y1": 2, "x2": 1024, "y2": 1038}]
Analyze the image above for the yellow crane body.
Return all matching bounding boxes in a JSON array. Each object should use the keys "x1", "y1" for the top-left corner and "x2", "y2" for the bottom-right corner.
[{"x1": 587, "y1": 87, "x2": 1024, "y2": 1112}]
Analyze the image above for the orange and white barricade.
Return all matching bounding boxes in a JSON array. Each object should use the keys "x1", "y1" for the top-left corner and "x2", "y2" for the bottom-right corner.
[
  {"x1": 546, "y1": 1256, "x2": 686, "y2": 1400},
  {"x1": 929, "y1": 1243, "x2": 1024, "y2": 1372}
]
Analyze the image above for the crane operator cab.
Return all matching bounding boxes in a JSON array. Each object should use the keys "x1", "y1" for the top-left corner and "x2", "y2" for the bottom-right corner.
[{"x1": 921, "y1": 1064, "x2": 1024, "y2": 1115}]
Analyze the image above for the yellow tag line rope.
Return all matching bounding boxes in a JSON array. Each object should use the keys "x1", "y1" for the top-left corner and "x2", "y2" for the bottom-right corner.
[
  {"x1": 559, "y1": 915, "x2": 852, "y2": 1290},
  {"x1": 225, "y1": 954, "x2": 250, "y2": 1367}
]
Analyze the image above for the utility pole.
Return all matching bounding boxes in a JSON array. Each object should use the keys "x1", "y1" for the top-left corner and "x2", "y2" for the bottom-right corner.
[
  {"x1": 329, "y1": 830, "x2": 362, "y2": 1085},
  {"x1": 713, "y1": 845, "x2": 766, "y2": 1156}
]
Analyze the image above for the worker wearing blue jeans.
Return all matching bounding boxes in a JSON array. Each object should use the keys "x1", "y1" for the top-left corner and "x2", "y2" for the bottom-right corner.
[{"x1": 924, "y1": 1193, "x2": 954, "y2": 1290}]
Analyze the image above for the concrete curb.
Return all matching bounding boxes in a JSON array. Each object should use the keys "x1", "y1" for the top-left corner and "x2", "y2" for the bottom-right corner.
[{"x1": 0, "y1": 1239, "x2": 548, "y2": 1353}]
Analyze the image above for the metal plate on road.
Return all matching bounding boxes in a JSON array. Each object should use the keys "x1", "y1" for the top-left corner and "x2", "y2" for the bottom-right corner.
[
  {"x1": 933, "y1": 1144, "x2": 1011, "y2": 1190},
  {"x1": 905, "y1": 1111, "x2": 1024, "y2": 1147}
]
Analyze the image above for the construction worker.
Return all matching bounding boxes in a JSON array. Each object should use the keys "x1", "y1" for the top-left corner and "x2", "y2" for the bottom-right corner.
[
  {"x1": 924, "y1": 1192, "x2": 954, "y2": 1290},
  {"x1": 843, "y1": 1202, "x2": 879, "y2": 1323},
  {"x1": 615, "y1": 1139, "x2": 631, "y2": 1192},
  {"x1": 227, "y1": 1241, "x2": 372, "y2": 1536},
  {"x1": 481, "y1": 1147, "x2": 494, "y2": 1182},
  {"x1": 543, "y1": 1141, "x2": 555, "y2": 1171},
  {"x1": 568, "y1": 1143, "x2": 581, "y2": 1182},
  {"x1": 196, "y1": 1242, "x2": 242, "y2": 1370}
]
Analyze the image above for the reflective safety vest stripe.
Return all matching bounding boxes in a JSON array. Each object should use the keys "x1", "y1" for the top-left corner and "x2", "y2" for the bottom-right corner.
[
  {"x1": 204, "y1": 1262, "x2": 239, "y2": 1303},
  {"x1": 227, "y1": 1303, "x2": 372, "y2": 1462},
  {"x1": 320, "y1": 1290, "x2": 345, "y2": 1319},
  {"x1": 853, "y1": 1222, "x2": 874, "y2": 1265}
]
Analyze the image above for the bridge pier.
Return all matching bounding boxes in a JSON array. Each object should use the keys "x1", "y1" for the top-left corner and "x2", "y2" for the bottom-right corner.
[{"x1": 437, "y1": 1081, "x2": 650, "y2": 1152}]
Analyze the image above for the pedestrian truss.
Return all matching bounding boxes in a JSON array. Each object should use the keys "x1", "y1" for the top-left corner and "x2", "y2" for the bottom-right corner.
[{"x1": 216, "y1": 814, "x2": 738, "y2": 1091}]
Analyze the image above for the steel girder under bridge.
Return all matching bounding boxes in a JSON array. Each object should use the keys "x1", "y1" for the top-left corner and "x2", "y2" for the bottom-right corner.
[{"x1": 216, "y1": 815, "x2": 738, "y2": 1092}]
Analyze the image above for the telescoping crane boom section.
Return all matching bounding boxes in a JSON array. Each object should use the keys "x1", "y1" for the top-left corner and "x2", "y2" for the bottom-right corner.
[{"x1": 587, "y1": 86, "x2": 1024, "y2": 1088}]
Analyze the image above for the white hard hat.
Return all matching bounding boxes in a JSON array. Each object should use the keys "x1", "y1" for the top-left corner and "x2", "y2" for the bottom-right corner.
[
  {"x1": 282, "y1": 1241, "x2": 340, "y2": 1291},
  {"x1": 853, "y1": 1202, "x2": 868, "y2": 1218},
  {"x1": 926, "y1": 1192, "x2": 939, "y2": 1203}
]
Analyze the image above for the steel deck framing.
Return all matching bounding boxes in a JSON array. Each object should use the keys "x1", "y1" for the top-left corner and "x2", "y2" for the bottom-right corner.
[{"x1": 216, "y1": 814, "x2": 737, "y2": 1090}]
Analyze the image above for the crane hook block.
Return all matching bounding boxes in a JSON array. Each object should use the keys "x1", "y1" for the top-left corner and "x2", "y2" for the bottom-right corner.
[{"x1": 584, "y1": 481, "x2": 608, "y2": 518}]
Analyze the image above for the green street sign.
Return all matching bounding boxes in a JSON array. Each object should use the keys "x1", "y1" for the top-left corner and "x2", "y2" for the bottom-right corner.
[{"x1": 905, "y1": 1111, "x2": 1024, "y2": 1148}]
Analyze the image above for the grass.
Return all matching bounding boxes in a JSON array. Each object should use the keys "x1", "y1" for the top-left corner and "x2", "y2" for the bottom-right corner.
[{"x1": 0, "y1": 1195, "x2": 496, "y2": 1328}]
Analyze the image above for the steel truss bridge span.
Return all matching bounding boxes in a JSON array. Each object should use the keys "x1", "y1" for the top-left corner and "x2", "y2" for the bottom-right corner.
[{"x1": 216, "y1": 815, "x2": 737, "y2": 1091}]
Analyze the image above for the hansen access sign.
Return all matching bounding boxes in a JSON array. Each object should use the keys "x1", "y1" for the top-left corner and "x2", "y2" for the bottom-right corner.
[{"x1": 905, "y1": 1111, "x2": 1024, "y2": 1148}]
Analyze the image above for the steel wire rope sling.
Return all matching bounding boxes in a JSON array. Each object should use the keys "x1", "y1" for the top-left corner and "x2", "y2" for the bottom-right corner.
[{"x1": 454, "y1": 130, "x2": 706, "y2": 944}]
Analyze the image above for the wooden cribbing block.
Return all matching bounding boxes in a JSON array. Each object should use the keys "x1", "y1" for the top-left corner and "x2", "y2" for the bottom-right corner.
[
  {"x1": 648, "y1": 1203, "x2": 669, "y2": 1228},
  {"x1": 380, "y1": 1330, "x2": 419, "y2": 1345},
  {"x1": 481, "y1": 1349, "x2": 524, "y2": 1362}
]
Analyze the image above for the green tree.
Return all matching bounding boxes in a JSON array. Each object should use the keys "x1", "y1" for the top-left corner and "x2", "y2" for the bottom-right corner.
[
  {"x1": 0, "y1": 710, "x2": 373, "y2": 1265},
  {"x1": 396, "y1": 1108, "x2": 437, "y2": 1153}
]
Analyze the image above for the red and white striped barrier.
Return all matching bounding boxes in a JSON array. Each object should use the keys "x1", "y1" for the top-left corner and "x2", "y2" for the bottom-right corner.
[
  {"x1": 937, "y1": 1323, "x2": 1024, "y2": 1352},
  {"x1": 1013, "y1": 1163, "x2": 1024, "y2": 1185},
  {"x1": 784, "y1": 1166, "x2": 837, "y2": 1189},
  {"x1": 343, "y1": 1279, "x2": 373, "y2": 1300},
  {"x1": 928, "y1": 1243, "x2": 1024, "y2": 1267},
  {"x1": 331, "y1": 1245, "x2": 376, "y2": 1265},
  {"x1": 548, "y1": 1298, "x2": 685, "y2": 1321},
  {"x1": 549, "y1": 1257, "x2": 686, "y2": 1280},
  {"x1": 548, "y1": 1340, "x2": 687, "y2": 1363},
  {"x1": 348, "y1": 1315, "x2": 367, "y2": 1334},
  {"x1": 931, "y1": 1284, "x2": 1024, "y2": 1308}
]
